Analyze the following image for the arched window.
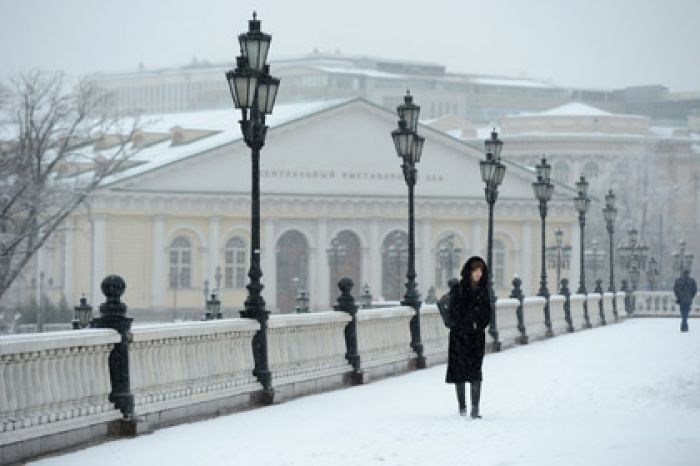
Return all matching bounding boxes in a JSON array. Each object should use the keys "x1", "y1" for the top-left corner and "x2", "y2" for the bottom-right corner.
[
  {"x1": 583, "y1": 161, "x2": 599, "y2": 180},
  {"x1": 224, "y1": 237, "x2": 247, "y2": 289},
  {"x1": 493, "y1": 239, "x2": 506, "y2": 289},
  {"x1": 553, "y1": 161, "x2": 570, "y2": 184},
  {"x1": 276, "y1": 230, "x2": 309, "y2": 312},
  {"x1": 327, "y1": 230, "x2": 362, "y2": 305},
  {"x1": 435, "y1": 234, "x2": 463, "y2": 289},
  {"x1": 169, "y1": 236, "x2": 192, "y2": 288},
  {"x1": 381, "y1": 231, "x2": 408, "y2": 301}
]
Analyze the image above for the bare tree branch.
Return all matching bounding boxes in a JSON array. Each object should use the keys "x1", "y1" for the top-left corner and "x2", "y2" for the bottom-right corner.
[{"x1": 0, "y1": 70, "x2": 141, "y2": 302}]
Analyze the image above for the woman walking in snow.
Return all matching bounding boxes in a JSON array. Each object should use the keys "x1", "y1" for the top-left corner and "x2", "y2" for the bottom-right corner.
[{"x1": 445, "y1": 256, "x2": 492, "y2": 418}]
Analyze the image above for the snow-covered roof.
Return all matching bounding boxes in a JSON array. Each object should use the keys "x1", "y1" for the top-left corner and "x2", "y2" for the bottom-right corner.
[
  {"x1": 100, "y1": 98, "x2": 351, "y2": 185},
  {"x1": 468, "y1": 77, "x2": 554, "y2": 89},
  {"x1": 538, "y1": 102, "x2": 611, "y2": 117}
]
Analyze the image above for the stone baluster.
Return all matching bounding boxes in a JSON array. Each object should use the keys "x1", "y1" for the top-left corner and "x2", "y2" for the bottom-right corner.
[
  {"x1": 334, "y1": 277, "x2": 363, "y2": 384},
  {"x1": 595, "y1": 279, "x2": 606, "y2": 326},
  {"x1": 91, "y1": 275, "x2": 134, "y2": 420},
  {"x1": 509, "y1": 277, "x2": 528, "y2": 344},
  {"x1": 559, "y1": 278, "x2": 574, "y2": 333}
]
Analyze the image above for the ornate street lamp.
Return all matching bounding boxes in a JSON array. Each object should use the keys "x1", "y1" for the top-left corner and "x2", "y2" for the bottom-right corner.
[
  {"x1": 574, "y1": 176, "x2": 591, "y2": 328},
  {"x1": 327, "y1": 237, "x2": 348, "y2": 304},
  {"x1": 437, "y1": 234, "x2": 463, "y2": 288},
  {"x1": 225, "y1": 12, "x2": 280, "y2": 392},
  {"x1": 480, "y1": 129, "x2": 506, "y2": 351},
  {"x1": 672, "y1": 239, "x2": 694, "y2": 276},
  {"x1": 205, "y1": 293, "x2": 222, "y2": 320},
  {"x1": 391, "y1": 90, "x2": 426, "y2": 368},
  {"x1": 603, "y1": 189, "x2": 618, "y2": 320},
  {"x1": 72, "y1": 294, "x2": 93, "y2": 329},
  {"x1": 618, "y1": 227, "x2": 649, "y2": 291},
  {"x1": 646, "y1": 257, "x2": 660, "y2": 291},
  {"x1": 532, "y1": 157, "x2": 555, "y2": 337},
  {"x1": 585, "y1": 239, "x2": 606, "y2": 283},
  {"x1": 294, "y1": 288, "x2": 310, "y2": 313},
  {"x1": 546, "y1": 228, "x2": 572, "y2": 289},
  {"x1": 359, "y1": 283, "x2": 373, "y2": 309}
]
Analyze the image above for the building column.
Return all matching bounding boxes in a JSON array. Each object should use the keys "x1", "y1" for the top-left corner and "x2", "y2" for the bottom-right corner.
[
  {"x1": 314, "y1": 219, "x2": 329, "y2": 309},
  {"x1": 262, "y1": 218, "x2": 277, "y2": 311},
  {"x1": 420, "y1": 220, "x2": 433, "y2": 295},
  {"x1": 520, "y1": 220, "x2": 533, "y2": 295},
  {"x1": 471, "y1": 219, "x2": 483, "y2": 259},
  {"x1": 207, "y1": 216, "x2": 221, "y2": 286},
  {"x1": 151, "y1": 215, "x2": 166, "y2": 309},
  {"x1": 369, "y1": 219, "x2": 382, "y2": 299},
  {"x1": 63, "y1": 217, "x2": 75, "y2": 304},
  {"x1": 571, "y1": 220, "x2": 582, "y2": 292},
  {"x1": 91, "y1": 214, "x2": 107, "y2": 305},
  {"x1": 361, "y1": 246, "x2": 370, "y2": 291}
]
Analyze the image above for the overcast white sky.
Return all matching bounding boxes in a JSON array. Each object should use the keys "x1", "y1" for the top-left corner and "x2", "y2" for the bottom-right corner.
[{"x1": 1, "y1": 0, "x2": 699, "y2": 91}]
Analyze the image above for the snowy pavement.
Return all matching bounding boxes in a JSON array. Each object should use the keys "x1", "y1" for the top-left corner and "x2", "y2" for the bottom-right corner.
[{"x1": 31, "y1": 319, "x2": 700, "y2": 466}]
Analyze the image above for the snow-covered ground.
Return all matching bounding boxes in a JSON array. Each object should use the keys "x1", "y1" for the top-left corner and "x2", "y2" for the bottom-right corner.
[{"x1": 31, "y1": 319, "x2": 700, "y2": 466}]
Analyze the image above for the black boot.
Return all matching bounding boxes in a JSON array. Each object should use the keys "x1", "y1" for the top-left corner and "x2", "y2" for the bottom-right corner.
[
  {"x1": 455, "y1": 383, "x2": 466, "y2": 416},
  {"x1": 470, "y1": 381, "x2": 482, "y2": 419}
]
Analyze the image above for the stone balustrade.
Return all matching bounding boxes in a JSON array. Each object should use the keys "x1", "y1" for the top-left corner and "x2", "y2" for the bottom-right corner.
[
  {"x1": 569, "y1": 294, "x2": 587, "y2": 330},
  {"x1": 1, "y1": 280, "x2": 641, "y2": 465},
  {"x1": 615, "y1": 292, "x2": 626, "y2": 319},
  {"x1": 549, "y1": 294, "x2": 568, "y2": 335},
  {"x1": 585, "y1": 293, "x2": 600, "y2": 327},
  {"x1": 0, "y1": 329, "x2": 121, "y2": 451},
  {"x1": 493, "y1": 298, "x2": 521, "y2": 348},
  {"x1": 420, "y1": 305, "x2": 449, "y2": 364},
  {"x1": 355, "y1": 306, "x2": 416, "y2": 378},
  {"x1": 522, "y1": 296, "x2": 548, "y2": 341},
  {"x1": 129, "y1": 319, "x2": 260, "y2": 424},
  {"x1": 633, "y1": 291, "x2": 679, "y2": 315},
  {"x1": 267, "y1": 311, "x2": 351, "y2": 399}
]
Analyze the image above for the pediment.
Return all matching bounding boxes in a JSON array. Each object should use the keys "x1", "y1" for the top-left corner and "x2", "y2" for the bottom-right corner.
[{"x1": 108, "y1": 99, "x2": 574, "y2": 201}]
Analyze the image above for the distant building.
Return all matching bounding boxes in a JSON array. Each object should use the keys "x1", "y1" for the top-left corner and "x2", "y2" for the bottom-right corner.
[{"x1": 87, "y1": 51, "x2": 700, "y2": 124}]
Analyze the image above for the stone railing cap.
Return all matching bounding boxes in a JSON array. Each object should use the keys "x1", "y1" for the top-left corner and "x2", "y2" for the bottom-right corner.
[
  {"x1": 131, "y1": 318, "x2": 260, "y2": 341},
  {"x1": 357, "y1": 306, "x2": 414, "y2": 321},
  {"x1": 0, "y1": 329, "x2": 119, "y2": 355},
  {"x1": 268, "y1": 311, "x2": 351, "y2": 328}
]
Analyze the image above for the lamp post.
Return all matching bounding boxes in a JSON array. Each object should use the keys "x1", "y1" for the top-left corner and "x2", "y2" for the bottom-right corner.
[
  {"x1": 646, "y1": 257, "x2": 660, "y2": 291},
  {"x1": 391, "y1": 90, "x2": 426, "y2": 367},
  {"x1": 205, "y1": 292, "x2": 222, "y2": 320},
  {"x1": 546, "y1": 228, "x2": 572, "y2": 289},
  {"x1": 480, "y1": 129, "x2": 506, "y2": 352},
  {"x1": 603, "y1": 189, "x2": 618, "y2": 320},
  {"x1": 618, "y1": 228, "x2": 649, "y2": 291},
  {"x1": 574, "y1": 176, "x2": 591, "y2": 328},
  {"x1": 327, "y1": 237, "x2": 348, "y2": 305},
  {"x1": 294, "y1": 288, "x2": 310, "y2": 313},
  {"x1": 72, "y1": 294, "x2": 93, "y2": 329},
  {"x1": 437, "y1": 234, "x2": 463, "y2": 288},
  {"x1": 585, "y1": 239, "x2": 606, "y2": 284},
  {"x1": 225, "y1": 12, "x2": 280, "y2": 392},
  {"x1": 532, "y1": 157, "x2": 555, "y2": 337},
  {"x1": 359, "y1": 283, "x2": 373, "y2": 309},
  {"x1": 672, "y1": 239, "x2": 694, "y2": 276}
]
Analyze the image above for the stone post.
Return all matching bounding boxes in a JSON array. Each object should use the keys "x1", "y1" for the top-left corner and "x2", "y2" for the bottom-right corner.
[
  {"x1": 595, "y1": 279, "x2": 606, "y2": 325},
  {"x1": 333, "y1": 278, "x2": 364, "y2": 385},
  {"x1": 510, "y1": 276, "x2": 528, "y2": 344},
  {"x1": 560, "y1": 278, "x2": 574, "y2": 333},
  {"x1": 90, "y1": 275, "x2": 134, "y2": 424}
]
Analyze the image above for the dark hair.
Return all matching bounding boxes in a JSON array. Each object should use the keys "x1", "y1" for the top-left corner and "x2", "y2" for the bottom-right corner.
[{"x1": 469, "y1": 259, "x2": 485, "y2": 273}]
